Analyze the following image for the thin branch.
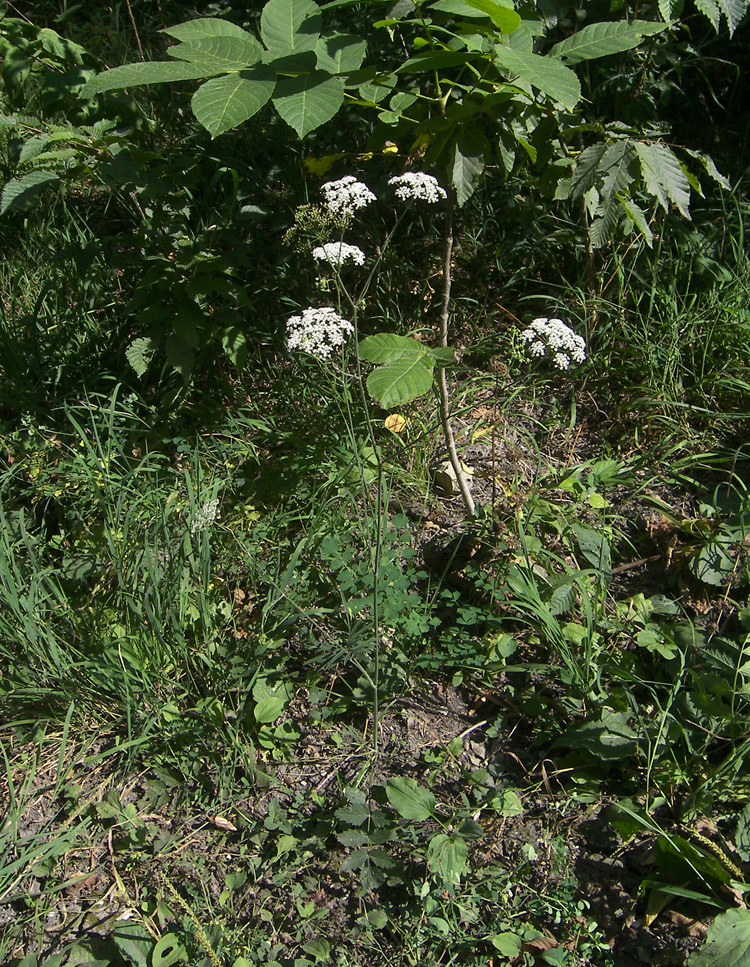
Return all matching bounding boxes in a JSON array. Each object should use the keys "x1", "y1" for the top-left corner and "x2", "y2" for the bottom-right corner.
[{"x1": 438, "y1": 187, "x2": 475, "y2": 517}]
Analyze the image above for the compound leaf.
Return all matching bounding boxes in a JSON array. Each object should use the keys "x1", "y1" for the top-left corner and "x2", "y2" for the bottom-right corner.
[
  {"x1": 163, "y1": 18, "x2": 254, "y2": 42},
  {"x1": 167, "y1": 35, "x2": 263, "y2": 71},
  {"x1": 550, "y1": 20, "x2": 666, "y2": 64},
  {"x1": 452, "y1": 127, "x2": 488, "y2": 206},
  {"x1": 273, "y1": 71, "x2": 344, "y2": 136},
  {"x1": 261, "y1": 0, "x2": 322, "y2": 57},
  {"x1": 80, "y1": 60, "x2": 216, "y2": 98},
  {"x1": 192, "y1": 67, "x2": 275, "y2": 137},
  {"x1": 571, "y1": 143, "x2": 606, "y2": 198},
  {"x1": 493, "y1": 45, "x2": 581, "y2": 110},
  {"x1": 315, "y1": 33, "x2": 367, "y2": 73}
]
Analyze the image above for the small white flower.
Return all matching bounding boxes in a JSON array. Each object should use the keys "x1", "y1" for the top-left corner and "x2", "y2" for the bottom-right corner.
[
  {"x1": 321, "y1": 175, "x2": 376, "y2": 217},
  {"x1": 388, "y1": 172, "x2": 447, "y2": 203},
  {"x1": 191, "y1": 498, "x2": 220, "y2": 535},
  {"x1": 312, "y1": 242, "x2": 366, "y2": 267},
  {"x1": 286, "y1": 306, "x2": 354, "y2": 360},
  {"x1": 520, "y1": 317, "x2": 586, "y2": 369}
]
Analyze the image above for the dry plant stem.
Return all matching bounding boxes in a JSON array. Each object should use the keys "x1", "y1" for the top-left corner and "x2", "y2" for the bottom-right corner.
[
  {"x1": 124, "y1": 0, "x2": 145, "y2": 61},
  {"x1": 438, "y1": 188, "x2": 476, "y2": 517}
]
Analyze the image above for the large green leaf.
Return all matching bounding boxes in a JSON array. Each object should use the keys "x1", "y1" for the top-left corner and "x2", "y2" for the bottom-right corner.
[
  {"x1": 359, "y1": 333, "x2": 454, "y2": 365},
  {"x1": 550, "y1": 20, "x2": 666, "y2": 64},
  {"x1": 558, "y1": 709, "x2": 638, "y2": 762},
  {"x1": 192, "y1": 67, "x2": 276, "y2": 137},
  {"x1": 385, "y1": 777, "x2": 436, "y2": 820},
  {"x1": 492, "y1": 45, "x2": 580, "y2": 110},
  {"x1": 112, "y1": 921, "x2": 153, "y2": 967},
  {"x1": 167, "y1": 36, "x2": 263, "y2": 71},
  {"x1": 163, "y1": 18, "x2": 254, "y2": 42},
  {"x1": 430, "y1": 0, "x2": 494, "y2": 16},
  {"x1": 261, "y1": 0, "x2": 322, "y2": 56},
  {"x1": 365, "y1": 356, "x2": 435, "y2": 408},
  {"x1": 151, "y1": 933, "x2": 188, "y2": 967},
  {"x1": 688, "y1": 908, "x2": 750, "y2": 966},
  {"x1": 80, "y1": 60, "x2": 216, "y2": 98},
  {"x1": 359, "y1": 334, "x2": 452, "y2": 405},
  {"x1": 634, "y1": 141, "x2": 691, "y2": 217},
  {"x1": 315, "y1": 33, "x2": 367, "y2": 73},
  {"x1": 273, "y1": 71, "x2": 344, "y2": 136}
]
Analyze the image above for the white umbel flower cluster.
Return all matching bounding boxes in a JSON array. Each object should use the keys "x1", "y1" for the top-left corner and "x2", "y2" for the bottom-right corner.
[
  {"x1": 287, "y1": 306, "x2": 354, "y2": 359},
  {"x1": 520, "y1": 318, "x2": 586, "y2": 371},
  {"x1": 191, "y1": 498, "x2": 220, "y2": 535},
  {"x1": 388, "y1": 172, "x2": 447, "y2": 203},
  {"x1": 312, "y1": 241, "x2": 366, "y2": 267},
  {"x1": 321, "y1": 175, "x2": 377, "y2": 217}
]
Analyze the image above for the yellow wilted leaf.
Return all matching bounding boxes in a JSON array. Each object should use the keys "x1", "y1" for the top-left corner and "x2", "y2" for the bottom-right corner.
[
  {"x1": 384, "y1": 414, "x2": 407, "y2": 433},
  {"x1": 303, "y1": 153, "x2": 346, "y2": 176}
]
